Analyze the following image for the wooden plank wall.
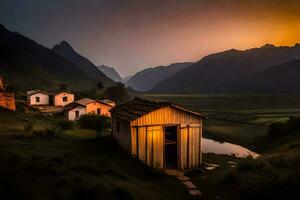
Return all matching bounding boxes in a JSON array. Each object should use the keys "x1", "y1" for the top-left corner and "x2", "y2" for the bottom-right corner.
[
  {"x1": 112, "y1": 119, "x2": 131, "y2": 151},
  {"x1": 127, "y1": 106, "x2": 203, "y2": 170},
  {"x1": 132, "y1": 126, "x2": 164, "y2": 168},
  {"x1": 179, "y1": 124, "x2": 202, "y2": 169},
  {"x1": 180, "y1": 125, "x2": 188, "y2": 169},
  {"x1": 188, "y1": 125, "x2": 201, "y2": 168}
]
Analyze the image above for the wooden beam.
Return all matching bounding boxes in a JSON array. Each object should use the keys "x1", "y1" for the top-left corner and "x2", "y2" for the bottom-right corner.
[
  {"x1": 177, "y1": 125, "x2": 181, "y2": 170},
  {"x1": 187, "y1": 125, "x2": 190, "y2": 169}
]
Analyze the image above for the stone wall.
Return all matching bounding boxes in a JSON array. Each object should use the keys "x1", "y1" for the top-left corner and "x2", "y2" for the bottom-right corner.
[{"x1": 0, "y1": 92, "x2": 16, "y2": 111}]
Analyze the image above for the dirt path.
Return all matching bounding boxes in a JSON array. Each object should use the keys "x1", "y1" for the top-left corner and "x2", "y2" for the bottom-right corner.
[{"x1": 165, "y1": 169, "x2": 202, "y2": 197}]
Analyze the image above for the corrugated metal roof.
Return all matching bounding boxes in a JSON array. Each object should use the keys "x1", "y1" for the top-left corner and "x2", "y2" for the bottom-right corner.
[{"x1": 110, "y1": 97, "x2": 207, "y2": 121}]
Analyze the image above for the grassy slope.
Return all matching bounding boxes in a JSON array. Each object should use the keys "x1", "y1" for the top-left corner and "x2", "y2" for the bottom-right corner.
[{"x1": 0, "y1": 108, "x2": 194, "y2": 200}]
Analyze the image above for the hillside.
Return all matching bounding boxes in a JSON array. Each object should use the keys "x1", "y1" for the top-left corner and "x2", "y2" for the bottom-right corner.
[
  {"x1": 126, "y1": 62, "x2": 193, "y2": 91},
  {"x1": 225, "y1": 59, "x2": 300, "y2": 92},
  {"x1": 97, "y1": 65, "x2": 123, "y2": 83},
  {"x1": 152, "y1": 44, "x2": 300, "y2": 93},
  {"x1": 0, "y1": 24, "x2": 100, "y2": 92},
  {"x1": 52, "y1": 41, "x2": 115, "y2": 88},
  {"x1": 0, "y1": 107, "x2": 192, "y2": 200}
]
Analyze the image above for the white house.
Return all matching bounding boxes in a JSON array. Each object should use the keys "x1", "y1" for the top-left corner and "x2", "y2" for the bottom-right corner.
[
  {"x1": 27, "y1": 90, "x2": 51, "y2": 105},
  {"x1": 64, "y1": 98, "x2": 115, "y2": 121},
  {"x1": 53, "y1": 91, "x2": 74, "y2": 107}
]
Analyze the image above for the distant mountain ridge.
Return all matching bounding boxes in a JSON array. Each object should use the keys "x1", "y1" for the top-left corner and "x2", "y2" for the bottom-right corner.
[
  {"x1": 152, "y1": 44, "x2": 300, "y2": 93},
  {"x1": 97, "y1": 65, "x2": 123, "y2": 83},
  {"x1": 224, "y1": 58, "x2": 300, "y2": 92},
  {"x1": 0, "y1": 24, "x2": 101, "y2": 92},
  {"x1": 52, "y1": 41, "x2": 115, "y2": 88},
  {"x1": 126, "y1": 62, "x2": 193, "y2": 91}
]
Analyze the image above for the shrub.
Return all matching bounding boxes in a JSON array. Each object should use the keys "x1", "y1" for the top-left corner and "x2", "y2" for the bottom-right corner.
[
  {"x1": 23, "y1": 123, "x2": 33, "y2": 135},
  {"x1": 57, "y1": 120, "x2": 74, "y2": 131},
  {"x1": 267, "y1": 116, "x2": 300, "y2": 140},
  {"x1": 32, "y1": 129, "x2": 61, "y2": 138},
  {"x1": 78, "y1": 114, "x2": 110, "y2": 133}
]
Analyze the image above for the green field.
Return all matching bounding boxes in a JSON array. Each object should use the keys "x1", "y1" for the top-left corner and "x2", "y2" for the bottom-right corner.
[{"x1": 143, "y1": 93, "x2": 300, "y2": 149}]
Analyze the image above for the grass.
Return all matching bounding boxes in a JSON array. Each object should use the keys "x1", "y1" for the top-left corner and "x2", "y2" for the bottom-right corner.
[
  {"x1": 0, "y1": 106, "x2": 64, "y2": 132},
  {"x1": 0, "y1": 134, "x2": 194, "y2": 200},
  {"x1": 185, "y1": 149, "x2": 300, "y2": 200},
  {"x1": 0, "y1": 106, "x2": 195, "y2": 200}
]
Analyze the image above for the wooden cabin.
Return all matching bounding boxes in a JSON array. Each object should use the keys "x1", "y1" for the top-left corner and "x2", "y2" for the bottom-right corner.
[
  {"x1": 64, "y1": 98, "x2": 114, "y2": 121},
  {"x1": 53, "y1": 91, "x2": 74, "y2": 107},
  {"x1": 110, "y1": 97, "x2": 207, "y2": 170}
]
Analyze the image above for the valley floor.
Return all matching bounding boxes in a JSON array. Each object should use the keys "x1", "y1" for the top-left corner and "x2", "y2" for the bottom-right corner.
[{"x1": 1, "y1": 93, "x2": 300, "y2": 200}]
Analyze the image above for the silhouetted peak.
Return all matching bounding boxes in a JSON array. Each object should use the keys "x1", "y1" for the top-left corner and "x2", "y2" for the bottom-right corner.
[
  {"x1": 294, "y1": 43, "x2": 300, "y2": 47},
  {"x1": 99, "y1": 64, "x2": 113, "y2": 69},
  {"x1": 0, "y1": 24, "x2": 5, "y2": 30},
  {"x1": 261, "y1": 44, "x2": 276, "y2": 49},
  {"x1": 53, "y1": 40, "x2": 74, "y2": 52}
]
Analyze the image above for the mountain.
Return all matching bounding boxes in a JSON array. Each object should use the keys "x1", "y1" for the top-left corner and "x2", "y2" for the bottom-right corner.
[
  {"x1": 224, "y1": 59, "x2": 300, "y2": 92},
  {"x1": 0, "y1": 24, "x2": 99, "y2": 92},
  {"x1": 52, "y1": 41, "x2": 115, "y2": 87},
  {"x1": 125, "y1": 62, "x2": 193, "y2": 91},
  {"x1": 97, "y1": 65, "x2": 123, "y2": 83},
  {"x1": 124, "y1": 75, "x2": 133, "y2": 82},
  {"x1": 152, "y1": 44, "x2": 300, "y2": 93}
]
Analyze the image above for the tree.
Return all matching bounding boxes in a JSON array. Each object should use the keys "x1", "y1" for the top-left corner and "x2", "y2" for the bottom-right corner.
[
  {"x1": 97, "y1": 81, "x2": 104, "y2": 91},
  {"x1": 104, "y1": 83, "x2": 131, "y2": 104},
  {"x1": 78, "y1": 114, "x2": 111, "y2": 137},
  {"x1": 59, "y1": 83, "x2": 67, "y2": 91}
]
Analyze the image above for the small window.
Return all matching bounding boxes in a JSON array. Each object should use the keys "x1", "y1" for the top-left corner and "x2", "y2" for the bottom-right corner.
[
  {"x1": 75, "y1": 110, "x2": 80, "y2": 118},
  {"x1": 97, "y1": 108, "x2": 101, "y2": 115},
  {"x1": 116, "y1": 121, "x2": 120, "y2": 132},
  {"x1": 36, "y1": 96, "x2": 40, "y2": 103},
  {"x1": 63, "y1": 96, "x2": 68, "y2": 102}
]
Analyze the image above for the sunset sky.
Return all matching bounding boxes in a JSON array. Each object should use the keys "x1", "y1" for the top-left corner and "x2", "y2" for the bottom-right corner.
[{"x1": 1, "y1": 0, "x2": 300, "y2": 76}]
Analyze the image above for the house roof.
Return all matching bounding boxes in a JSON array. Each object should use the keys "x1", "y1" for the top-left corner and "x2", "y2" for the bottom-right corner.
[
  {"x1": 27, "y1": 90, "x2": 51, "y2": 96},
  {"x1": 110, "y1": 97, "x2": 207, "y2": 121},
  {"x1": 54, "y1": 91, "x2": 74, "y2": 96},
  {"x1": 100, "y1": 99, "x2": 115, "y2": 104},
  {"x1": 64, "y1": 98, "x2": 113, "y2": 111},
  {"x1": 64, "y1": 102, "x2": 86, "y2": 111},
  {"x1": 76, "y1": 98, "x2": 94, "y2": 106}
]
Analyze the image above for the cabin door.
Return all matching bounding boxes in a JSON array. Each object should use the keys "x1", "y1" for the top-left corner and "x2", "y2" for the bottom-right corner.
[{"x1": 164, "y1": 126, "x2": 178, "y2": 169}]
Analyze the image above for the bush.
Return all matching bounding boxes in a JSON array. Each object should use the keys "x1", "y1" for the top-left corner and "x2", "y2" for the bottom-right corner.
[
  {"x1": 23, "y1": 123, "x2": 33, "y2": 135},
  {"x1": 267, "y1": 122, "x2": 286, "y2": 140},
  {"x1": 78, "y1": 114, "x2": 110, "y2": 133},
  {"x1": 267, "y1": 116, "x2": 300, "y2": 140},
  {"x1": 57, "y1": 120, "x2": 74, "y2": 131},
  {"x1": 32, "y1": 129, "x2": 61, "y2": 138}
]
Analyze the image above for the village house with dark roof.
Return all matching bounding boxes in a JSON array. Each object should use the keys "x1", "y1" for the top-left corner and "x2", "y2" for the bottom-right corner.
[{"x1": 64, "y1": 98, "x2": 115, "y2": 121}]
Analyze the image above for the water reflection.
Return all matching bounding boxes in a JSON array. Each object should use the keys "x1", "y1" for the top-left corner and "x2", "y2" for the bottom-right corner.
[{"x1": 202, "y1": 138, "x2": 259, "y2": 158}]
